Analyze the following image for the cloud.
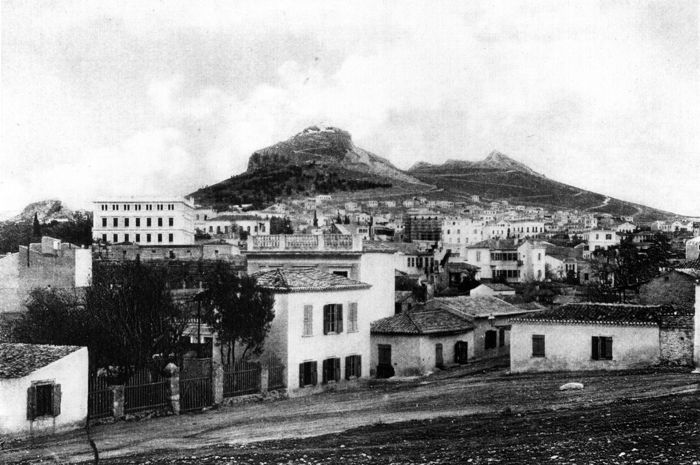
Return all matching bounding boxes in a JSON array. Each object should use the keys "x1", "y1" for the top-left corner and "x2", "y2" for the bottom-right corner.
[{"x1": 1, "y1": 0, "x2": 698, "y2": 216}]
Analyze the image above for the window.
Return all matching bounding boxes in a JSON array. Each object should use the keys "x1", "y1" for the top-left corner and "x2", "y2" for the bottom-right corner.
[
  {"x1": 113, "y1": 218, "x2": 118, "y2": 227},
  {"x1": 158, "y1": 218, "x2": 163, "y2": 227},
  {"x1": 332, "y1": 270, "x2": 348, "y2": 278},
  {"x1": 135, "y1": 218, "x2": 140, "y2": 227},
  {"x1": 135, "y1": 234, "x2": 140, "y2": 243},
  {"x1": 303, "y1": 305, "x2": 313, "y2": 336},
  {"x1": 485, "y1": 330, "x2": 497, "y2": 350},
  {"x1": 345, "y1": 355, "x2": 362, "y2": 379},
  {"x1": 322, "y1": 358, "x2": 341, "y2": 383},
  {"x1": 537, "y1": 253, "x2": 541, "y2": 261},
  {"x1": 592, "y1": 336, "x2": 613, "y2": 360},
  {"x1": 454, "y1": 341, "x2": 469, "y2": 364},
  {"x1": 299, "y1": 361, "x2": 317, "y2": 387},
  {"x1": 102, "y1": 234, "x2": 107, "y2": 242},
  {"x1": 113, "y1": 234, "x2": 118, "y2": 243},
  {"x1": 124, "y1": 218, "x2": 129, "y2": 227},
  {"x1": 157, "y1": 233, "x2": 163, "y2": 243},
  {"x1": 146, "y1": 233, "x2": 151, "y2": 243},
  {"x1": 147, "y1": 218, "x2": 152, "y2": 227},
  {"x1": 435, "y1": 343, "x2": 444, "y2": 368},
  {"x1": 168, "y1": 233, "x2": 174, "y2": 243},
  {"x1": 606, "y1": 234, "x2": 612, "y2": 240},
  {"x1": 28, "y1": 382, "x2": 61, "y2": 420},
  {"x1": 532, "y1": 335, "x2": 545, "y2": 357},
  {"x1": 323, "y1": 304, "x2": 343, "y2": 334},
  {"x1": 101, "y1": 218, "x2": 107, "y2": 227},
  {"x1": 476, "y1": 251, "x2": 481, "y2": 262},
  {"x1": 348, "y1": 302, "x2": 358, "y2": 332},
  {"x1": 124, "y1": 234, "x2": 129, "y2": 243},
  {"x1": 499, "y1": 328, "x2": 506, "y2": 347},
  {"x1": 169, "y1": 218, "x2": 174, "y2": 227}
]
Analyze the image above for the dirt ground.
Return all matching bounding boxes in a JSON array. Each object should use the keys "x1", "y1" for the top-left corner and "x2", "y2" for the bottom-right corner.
[{"x1": 2, "y1": 365, "x2": 699, "y2": 464}]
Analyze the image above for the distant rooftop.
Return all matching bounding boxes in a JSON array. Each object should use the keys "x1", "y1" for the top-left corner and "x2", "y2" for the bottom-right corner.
[
  {"x1": 0, "y1": 343, "x2": 83, "y2": 379},
  {"x1": 246, "y1": 234, "x2": 363, "y2": 253},
  {"x1": 252, "y1": 268, "x2": 371, "y2": 293},
  {"x1": 511, "y1": 303, "x2": 686, "y2": 326}
]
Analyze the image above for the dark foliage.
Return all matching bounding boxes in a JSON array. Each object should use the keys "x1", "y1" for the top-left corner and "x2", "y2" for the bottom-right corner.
[
  {"x1": 200, "y1": 262, "x2": 275, "y2": 364},
  {"x1": 270, "y1": 216, "x2": 294, "y2": 234},
  {"x1": 0, "y1": 212, "x2": 93, "y2": 254}
]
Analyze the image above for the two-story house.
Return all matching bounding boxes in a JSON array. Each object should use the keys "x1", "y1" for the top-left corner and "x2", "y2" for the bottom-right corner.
[{"x1": 461, "y1": 239, "x2": 546, "y2": 283}]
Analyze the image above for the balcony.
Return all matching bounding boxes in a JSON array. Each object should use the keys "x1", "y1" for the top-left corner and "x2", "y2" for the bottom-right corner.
[{"x1": 248, "y1": 234, "x2": 362, "y2": 252}]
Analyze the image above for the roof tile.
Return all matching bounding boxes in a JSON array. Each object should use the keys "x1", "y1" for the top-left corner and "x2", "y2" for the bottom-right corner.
[{"x1": 0, "y1": 343, "x2": 82, "y2": 379}]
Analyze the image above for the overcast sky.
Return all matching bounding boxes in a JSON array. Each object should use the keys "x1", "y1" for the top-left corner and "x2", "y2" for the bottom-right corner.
[{"x1": 1, "y1": 0, "x2": 698, "y2": 217}]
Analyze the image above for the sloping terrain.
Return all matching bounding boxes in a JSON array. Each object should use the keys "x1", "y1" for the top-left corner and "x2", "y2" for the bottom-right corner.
[{"x1": 410, "y1": 154, "x2": 673, "y2": 220}]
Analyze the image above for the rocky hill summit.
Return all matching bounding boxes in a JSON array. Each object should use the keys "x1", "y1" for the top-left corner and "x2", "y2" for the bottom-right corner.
[
  {"x1": 410, "y1": 151, "x2": 544, "y2": 177},
  {"x1": 11, "y1": 199, "x2": 73, "y2": 223},
  {"x1": 247, "y1": 126, "x2": 423, "y2": 185}
]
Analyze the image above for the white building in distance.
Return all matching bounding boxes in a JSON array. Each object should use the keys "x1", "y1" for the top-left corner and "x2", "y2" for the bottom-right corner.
[{"x1": 93, "y1": 197, "x2": 195, "y2": 245}]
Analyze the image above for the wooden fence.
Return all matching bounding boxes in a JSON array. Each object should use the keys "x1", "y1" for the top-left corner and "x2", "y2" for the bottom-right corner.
[
  {"x1": 223, "y1": 361, "x2": 261, "y2": 397},
  {"x1": 124, "y1": 368, "x2": 169, "y2": 414}
]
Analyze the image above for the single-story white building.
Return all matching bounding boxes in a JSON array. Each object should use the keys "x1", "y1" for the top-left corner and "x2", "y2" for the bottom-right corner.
[
  {"x1": 0, "y1": 343, "x2": 88, "y2": 437},
  {"x1": 253, "y1": 268, "x2": 373, "y2": 396},
  {"x1": 509, "y1": 303, "x2": 694, "y2": 373},
  {"x1": 371, "y1": 306, "x2": 474, "y2": 377}
]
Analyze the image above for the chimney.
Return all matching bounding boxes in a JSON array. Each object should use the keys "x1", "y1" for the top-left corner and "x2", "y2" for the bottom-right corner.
[{"x1": 694, "y1": 280, "x2": 700, "y2": 373}]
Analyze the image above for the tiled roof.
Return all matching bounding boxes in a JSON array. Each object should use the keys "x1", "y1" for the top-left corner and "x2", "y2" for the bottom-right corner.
[
  {"x1": 466, "y1": 238, "x2": 519, "y2": 250},
  {"x1": 0, "y1": 343, "x2": 83, "y2": 379},
  {"x1": 433, "y1": 295, "x2": 525, "y2": 318},
  {"x1": 252, "y1": 268, "x2": 371, "y2": 293},
  {"x1": 674, "y1": 258, "x2": 700, "y2": 270},
  {"x1": 511, "y1": 303, "x2": 685, "y2": 326},
  {"x1": 371, "y1": 308, "x2": 473, "y2": 335}
]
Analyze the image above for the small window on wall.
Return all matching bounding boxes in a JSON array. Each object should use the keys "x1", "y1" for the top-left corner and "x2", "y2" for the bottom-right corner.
[
  {"x1": 322, "y1": 357, "x2": 341, "y2": 383},
  {"x1": 532, "y1": 335, "x2": 545, "y2": 357},
  {"x1": 299, "y1": 361, "x2": 317, "y2": 387},
  {"x1": 303, "y1": 305, "x2": 313, "y2": 336},
  {"x1": 332, "y1": 270, "x2": 348, "y2": 278},
  {"x1": 345, "y1": 355, "x2": 362, "y2": 379},
  {"x1": 592, "y1": 336, "x2": 613, "y2": 360},
  {"x1": 484, "y1": 330, "x2": 497, "y2": 350},
  {"x1": 27, "y1": 382, "x2": 61, "y2": 420},
  {"x1": 323, "y1": 304, "x2": 343, "y2": 334}
]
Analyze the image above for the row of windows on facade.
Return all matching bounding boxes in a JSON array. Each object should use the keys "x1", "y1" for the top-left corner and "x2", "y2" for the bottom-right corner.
[
  {"x1": 99, "y1": 203, "x2": 176, "y2": 211},
  {"x1": 406, "y1": 256, "x2": 435, "y2": 268},
  {"x1": 298, "y1": 355, "x2": 361, "y2": 387},
  {"x1": 303, "y1": 303, "x2": 358, "y2": 336},
  {"x1": 101, "y1": 233, "x2": 174, "y2": 244},
  {"x1": 207, "y1": 224, "x2": 266, "y2": 234},
  {"x1": 101, "y1": 217, "x2": 175, "y2": 228},
  {"x1": 531, "y1": 335, "x2": 613, "y2": 360}
]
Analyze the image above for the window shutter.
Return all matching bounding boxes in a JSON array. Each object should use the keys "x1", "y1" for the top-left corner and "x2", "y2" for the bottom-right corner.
[
  {"x1": 52, "y1": 384, "x2": 62, "y2": 417},
  {"x1": 334, "y1": 358, "x2": 341, "y2": 382},
  {"x1": 345, "y1": 356, "x2": 351, "y2": 380},
  {"x1": 304, "y1": 305, "x2": 313, "y2": 336},
  {"x1": 337, "y1": 305, "x2": 343, "y2": 333},
  {"x1": 311, "y1": 362, "x2": 318, "y2": 386},
  {"x1": 323, "y1": 306, "x2": 330, "y2": 335},
  {"x1": 592, "y1": 336, "x2": 599, "y2": 360},
  {"x1": 356, "y1": 356, "x2": 361, "y2": 378},
  {"x1": 607, "y1": 338, "x2": 613, "y2": 359},
  {"x1": 27, "y1": 385, "x2": 37, "y2": 420},
  {"x1": 350, "y1": 302, "x2": 358, "y2": 332},
  {"x1": 299, "y1": 363, "x2": 305, "y2": 388}
]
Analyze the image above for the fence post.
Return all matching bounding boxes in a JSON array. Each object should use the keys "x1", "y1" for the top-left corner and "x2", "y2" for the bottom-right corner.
[
  {"x1": 260, "y1": 366, "x2": 269, "y2": 394},
  {"x1": 213, "y1": 363, "x2": 224, "y2": 405},
  {"x1": 111, "y1": 385, "x2": 124, "y2": 419},
  {"x1": 164, "y1": 363, "x2": 180, "y2": 415}
]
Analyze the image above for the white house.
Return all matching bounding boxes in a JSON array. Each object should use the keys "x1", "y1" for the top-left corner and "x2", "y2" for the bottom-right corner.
[
  {"x1": 615, "y1": 222, "x2": 636, "y2": 234},
  {"x1": 93, "y1": 197, "x2": 195, "y2": 245},
  {"x1": 253, "y1": 269, "x2": 372, "y2": 396},
  {"x1": 462, "y1": 239, "x2": 546, "y2": 283},
  {"x1": 0, "y1": 343, "x2": 88, "y2": 436},
  {"x1": 509, "y1": 303, "x2": 694, "y2": 373},
  {"x1": 582, "y1": 229, "x2": 620, "y2": 258},
  {"x1": 685, "y1": 236, "x2": 700, "y2": 261}
]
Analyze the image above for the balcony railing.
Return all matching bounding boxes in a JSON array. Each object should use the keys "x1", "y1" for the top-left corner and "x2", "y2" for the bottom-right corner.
[{"x1": 249, "y1": 234, "x2": 362, "y2": 252}]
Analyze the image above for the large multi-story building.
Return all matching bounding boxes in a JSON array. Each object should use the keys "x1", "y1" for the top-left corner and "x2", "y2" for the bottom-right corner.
[
  {"x1": 92, "y1": 197, "x2": 195, "y2": 245},
  {"x1": 460, "y1": 238, "x2": 546, "y2": 283},
  {"x1": 404, "y1": 210, "x2": 443, "y2": 242},
  {"x1": 441, "y1": 217, "x2": 484, "y2": 254}
]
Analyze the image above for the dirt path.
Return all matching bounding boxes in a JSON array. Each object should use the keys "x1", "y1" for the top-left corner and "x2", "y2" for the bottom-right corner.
[{"x1": 2, "y1": 368, "x2": 698, "y2": 464}]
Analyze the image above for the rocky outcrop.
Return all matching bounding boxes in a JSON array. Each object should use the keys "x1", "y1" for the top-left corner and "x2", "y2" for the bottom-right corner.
[{"x1": 247, "y1": 126, "x2": 424, "y2": 185}]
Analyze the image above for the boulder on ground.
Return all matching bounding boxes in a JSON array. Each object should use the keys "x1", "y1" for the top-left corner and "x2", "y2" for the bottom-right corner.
[{"x1": 559, "y1": 382, "x2": 584, "y2": 391}]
